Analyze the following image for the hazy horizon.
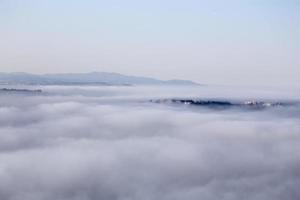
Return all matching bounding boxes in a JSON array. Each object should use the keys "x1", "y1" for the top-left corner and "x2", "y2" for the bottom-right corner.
[
  {"x1": 1, "y1": 2, "x2": 300, "y2": 199},
  {"x1": 1, "y1": 0, "x2": 299, "y2": 87}
]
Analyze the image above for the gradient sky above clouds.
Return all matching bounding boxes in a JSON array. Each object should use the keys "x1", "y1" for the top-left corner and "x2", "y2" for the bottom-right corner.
[{"x1": 0, "y1": 0, "x2": 299, "y2": 86}]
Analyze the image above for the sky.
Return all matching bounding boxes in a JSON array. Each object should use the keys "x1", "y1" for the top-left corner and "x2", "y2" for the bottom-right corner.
[{"x1": 0, "y1": 0, "x2": 299, "y2": 86}]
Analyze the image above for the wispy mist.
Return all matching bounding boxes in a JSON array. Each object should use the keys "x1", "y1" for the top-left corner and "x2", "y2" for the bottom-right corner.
[{"x1": 0, "y1": 85, "x2": 300, "y2": 200}]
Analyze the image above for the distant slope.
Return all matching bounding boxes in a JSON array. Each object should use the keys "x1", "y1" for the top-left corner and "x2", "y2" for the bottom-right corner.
[
  {"x1": 0, "y1": 88, "x2": 42, "y2": 94},
  {"x1": 0, "y1": 72, "x2": 199, "y2": 86}
]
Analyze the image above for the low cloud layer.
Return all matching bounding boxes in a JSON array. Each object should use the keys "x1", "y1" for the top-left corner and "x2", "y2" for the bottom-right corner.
[{"x1": 0, "y1": 86, "x2": 300, "y2": 200}]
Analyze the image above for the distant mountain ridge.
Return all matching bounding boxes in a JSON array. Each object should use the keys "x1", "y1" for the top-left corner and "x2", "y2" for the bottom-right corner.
[{"x1": 0, "y1": 72, "x2": 199, "y2": 86}]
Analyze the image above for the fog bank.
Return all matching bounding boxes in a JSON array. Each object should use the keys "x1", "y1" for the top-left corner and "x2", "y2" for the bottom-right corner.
[{"x1": 0, "y1": 85, "x2": 300, "y2": 200}]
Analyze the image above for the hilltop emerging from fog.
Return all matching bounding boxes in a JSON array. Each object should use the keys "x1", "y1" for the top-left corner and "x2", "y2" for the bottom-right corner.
[{"x1": 0, "y1": 72, "x2": 198, "y2": 86}]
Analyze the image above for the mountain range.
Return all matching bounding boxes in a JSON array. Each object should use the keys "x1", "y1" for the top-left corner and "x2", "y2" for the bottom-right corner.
[{"x1": 0, "y1": 72, "x2": 198, "y2": 86}]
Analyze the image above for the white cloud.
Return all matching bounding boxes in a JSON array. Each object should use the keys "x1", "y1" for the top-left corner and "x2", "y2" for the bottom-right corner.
[{"x1": 0, "y1": 86, "x2": 300, "y2": 200}]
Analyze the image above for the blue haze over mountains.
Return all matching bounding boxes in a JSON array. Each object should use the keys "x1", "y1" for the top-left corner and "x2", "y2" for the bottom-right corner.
[{"x1": 0, "y1": 72, "x2": 198, "y2": 86}]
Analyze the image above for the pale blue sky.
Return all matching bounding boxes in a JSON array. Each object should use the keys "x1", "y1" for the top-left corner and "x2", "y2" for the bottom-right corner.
[{"x1": 0, "y1": 0, "x2": 299, "y2": 86}]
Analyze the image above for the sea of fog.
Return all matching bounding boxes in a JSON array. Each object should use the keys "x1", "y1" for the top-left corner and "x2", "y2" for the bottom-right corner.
[{"x1": 0, "y1": 85, "x2": 300, "y2": 200}]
